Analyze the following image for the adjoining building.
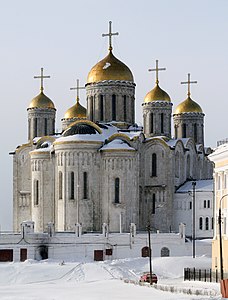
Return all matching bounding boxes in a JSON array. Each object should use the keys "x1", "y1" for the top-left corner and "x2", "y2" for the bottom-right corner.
[{"x1": 209, "y1": 140, "x2": 228, "y2": 278}]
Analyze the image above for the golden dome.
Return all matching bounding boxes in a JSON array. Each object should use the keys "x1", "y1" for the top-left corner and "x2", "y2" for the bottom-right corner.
[
  {"x1": 64, "y1": 98, "x2": 86, "y2": 119},
  {"x1": 174, "y1": 96, "x2": 203, "y2": 114},
  {"x1": 87, "y1": 50, "x2": 134, "y2": 83},
  {"x1": 144, "y1": 84, "x2": 171, "y2": 103},
  {"x1": 28, "y1": 92, "x2": 55, "y2": 109}
]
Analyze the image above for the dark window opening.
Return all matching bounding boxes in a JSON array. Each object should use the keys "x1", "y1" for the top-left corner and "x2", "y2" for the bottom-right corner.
[
  {"x1": 194, "y1": 123, "x2": 197, "y2": 143},
  {"x1": 112, "y1": 95, "x2": 116, "y2": 121},
  {"x1": 83, "y1": 172, "x2": 88, "y2": 199},
  {"x1": 150, "y1": 113, "x2": 154, "y2": 133},
  {"x1": 70, "y1": 172, "x2": 74, "y2": 199},
  {"x1": 59, "y1": 171, "x2": 63, "y2": 200},
  {"x1": 182, "y1": 123, "x2": 186, "y2": 138},
  {"x1": 152, "y1": 153, "x2": 157, "y2": 177},
  {"x1": 152, "y1": 193, "x2": 156, "y2": 214},
  {"x1": 205, "y1": 217, "x2": 209, "y2": 230},
  {"x1": 34, "y1": 118, "x2": 37, "y2": 137},
  {"x1": 100, "y1": 95, "x2": 104, "y2": 121},
  {"x1": 44, "y1": 118, "x2": 48, "y2": 135},
  {"x1": 199, "y1": 217, "x2": 203, "y2": 230},
  {"x1": 161, "y1": 113, "x2": 164, "y2": 134},
  {"x1": 115, "y1": 178, "x2": 120, "y2": 203},
  {"x1": 34, "y1": 180, "x2": 39, "y2": 206},
  {"x1": 123, "y1": 95, "x2": 127, "y2": 122}
]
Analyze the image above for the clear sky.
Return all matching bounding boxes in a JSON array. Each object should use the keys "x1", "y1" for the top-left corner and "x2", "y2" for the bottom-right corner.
[{"x1": 0, "y1": 0, "x2": 227, "y2": 230}]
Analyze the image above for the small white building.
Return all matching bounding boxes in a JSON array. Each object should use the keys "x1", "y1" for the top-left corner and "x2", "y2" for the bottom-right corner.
[{"x1": 173, "y1": 180, "x2": 213, "y2": 239}]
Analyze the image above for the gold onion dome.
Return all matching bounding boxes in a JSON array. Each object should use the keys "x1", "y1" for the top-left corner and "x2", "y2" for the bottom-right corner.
[
  {"x1": 174, "y1": 96, "x2": 203, "y2": 114},
  {"x1": 64, "y1": 98, "x2": 86, "y2": 119},
  {"x1": 28, "y1": 91, "x2": 55, "y2": 109},
  {"x1": 144, "y1": 84, "x2": 171, "y2": 103},
  {"x1": 87, "y1": 50, "x2": 134, "y2": 83}
]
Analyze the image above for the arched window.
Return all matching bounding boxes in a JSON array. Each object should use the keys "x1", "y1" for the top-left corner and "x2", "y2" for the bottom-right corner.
[
  {"x1": 100, "y1": 95, "x2": 104, "y2": 121},
  {"x1": 114, "y1": 177, "x2": 120, "y2": 203},
  {"x1": 90, "y1": 96, "x2": 94, "y2": 121},
  {"x1": 112, "y1": 94, "x2": 116, "y2": 120},
  {"x1": 44, "y1": 118, "x2": 48, "y2": 135},
  {"x1": 174, "y1": 125, "x2": 178, "y2": 139},
  {"x1": 34, "y1": 118, "x2": 38, "y2": 137},
  {"x1": 182, "y1": 123, "x2": 186, "y2": 138},
  {"x1": 28, "y1": 119, "x2": 31, "y2": 140},
  {"x1": 34, "y1": 179, "x2": 39, "y2": 206},
  {"x1": 52, "y1": 119, "x2": 55, "y2": 135},
  {"x1": 186, "y1": 155, "x2": 190, "y2": 179},
  {"x1": 150, "y1": 113, "x2": 154, "y2": 134},
  {"x1": 123, "y1": 95, "x2": 127, "y2": 122},
  {"x1": 161, "y1": 247, "x2": 170, "y2": 257},
  {"x1": 83, "y1": 172, "x2": 88, "y2": 199},
  {"x1": 194, "y1": 123, "x2": 197, "y2": 143},
  {"x1": 152, "y1": 193, "x2": 156, "y2": 214},
  {"x1": 205, "y1": 217, "x2": 209, "y2": 230},
  {"x1": 161, "y1": 113, "x2": 164, "y2": 134},
  {"x1": 175, "y1": 152, "x2": 180, "y2": 178},
  {"x1": 199, "y1": 217, "x2": 203, "y2": 230},
  {"x1": 59, "y1": 171, "x2": 63, "y2": 200},
  {"x1": 70, "y1": 172, "x2": 74, "y2": 200},
  {"x1": 152, "y1": 153, "x2": 157, "y2": 177}
]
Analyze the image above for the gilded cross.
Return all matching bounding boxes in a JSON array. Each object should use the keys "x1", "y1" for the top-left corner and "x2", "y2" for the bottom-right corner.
[
  {"x1": 102, "y1": 21, "x2": 119, "y2": 51},
  {"x1": 34, "y1": 68, "x2": 50, "y2": 92},
  {"x1": 70, "y1": 79, "x2": 85, "y2": 102},
  {"x1": 148, "y1": 60, "x2": 166, "y2": 85},
  {"x1": 181, "y1": 73, "x2": 197, "y2": 97}
]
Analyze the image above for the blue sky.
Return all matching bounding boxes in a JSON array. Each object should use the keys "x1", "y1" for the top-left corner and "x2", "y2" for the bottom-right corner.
[{"x1": 0, "y1": 0, "x2": 227, "y2": 229}]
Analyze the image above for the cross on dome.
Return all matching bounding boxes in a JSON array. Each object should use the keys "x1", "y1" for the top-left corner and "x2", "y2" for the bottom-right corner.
[
  {"x1": 181, "y1": 73, "x2": 197, "y2": 97},
  {"x1": 102, "y1": 21, "x2": 119, "y2": 51},
  {"x1": 34, "y1": 68, "x2": 50, "y2": 93},
  {"x1": 70, "y1": 79, "x2": 85, "y2": 102},
  {"x1": 148, "y1": 60, "x2": 166, "y2": 85}
]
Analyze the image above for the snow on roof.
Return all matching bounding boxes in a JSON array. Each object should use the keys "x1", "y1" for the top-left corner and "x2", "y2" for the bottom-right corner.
[
  {"x1": 100, "y1": 139, "x2": 136, "y2": 151},
  {"x1": 176, "y1": 179, "x2": 213, "y2": 193}
]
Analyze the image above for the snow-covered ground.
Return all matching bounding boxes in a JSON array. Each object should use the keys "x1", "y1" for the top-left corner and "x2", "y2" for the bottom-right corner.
[{"x1": 0, "y1": 256, "x2": 222, "y2": 300}]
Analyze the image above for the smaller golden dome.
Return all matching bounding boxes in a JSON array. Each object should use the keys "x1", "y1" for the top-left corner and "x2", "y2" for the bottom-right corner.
[
  {"x1": 28, "y1": 92, "x2": 55, "y2": 109},
  {"x1": 64, "y1": 98, "x2": 86, "y2": 119},
  {"x1": 87, "y1": 50, "x2": 134, "y2": 83},
  {"x1": 174, "y1": 96, "x2": 203, "y2": 114},
  {"x1": 144, "y1": 84, "x2": 171, "y2": 103}
]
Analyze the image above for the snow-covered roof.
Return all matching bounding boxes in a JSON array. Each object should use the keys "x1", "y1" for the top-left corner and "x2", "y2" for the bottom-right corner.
[
  {"x1": 176, "y1": 179, "x2": 213, "y2": 193},
  {"x1": 100, "y1": 139, "x2": 136, "y2": 151}
]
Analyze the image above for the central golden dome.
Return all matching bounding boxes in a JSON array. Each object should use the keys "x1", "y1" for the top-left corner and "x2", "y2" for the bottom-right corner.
[
  {"x1": 174, "y1": 96, "x2": 203, "y2": 114},
  {"x1": 144, "y1": 84, "x2": 171, "y2": 103},
  {"x1": 64, "y1": 98, "x2": 86, "y2": 119},
  {"x1": 28, "y1": 92, "x2": 55, "y2": 109},
  {"x1": 87, "y1": 50, "x2": 134, "y2": 83}
]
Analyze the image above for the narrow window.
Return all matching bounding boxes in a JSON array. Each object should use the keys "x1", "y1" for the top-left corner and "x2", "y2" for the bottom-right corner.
[
  {"x1": 28, "y1": 119, "x2": 31, "y2": 140},
  {"x1": 194, "y1": 123, "x2": 197, "y2": 143},
  {"x1": 150, "y1": 113, "x2": 154, "y2": 134},
  {"x1": 204, "y1": 200, "x2": 207, "y2": 208},
  {"x1": 199, "y1": 217, "x2": 203, "y2": 230},
  {"x1": 152, "y1": 193, "x2": 156, "y2": 214},
  {"x1": 70, "y1": 172, "x2": 74, "y2": 200},
  {"x1": 90, "y1": 96, "x2": 94, "y2": 122},
  {"x1": 112, "y1": 94, "x2": 116, "y2": 120},
  {"x1": 161, "y1": 113, "x2": 164, "y2": 134},
  {"x1": 152, "y1": 153, "x2": 157, "y2": 177},
  {"x1": 34, "y1": 180, "x2": 39, "y2": 206},
  {"x1": 205, "y1": 217, "x2": 209, "y2": 230},
  {"x1": 100, "y1": 95, "x2": 104, "y2": 121},
  {"x1": 83, "y1": 172, "x2": 87, "y2": 199},
  {"x1": 59, "y1": 171, "x2": 63, "y2": 200},
  {"x1": 211, "y1": 217, "x2": 214, "y2": 230},
  {"x1": 174, "y1": 125, "x2": 178, "y2": 139},
  {"x1": 52, "y1": 119, "x2": 55, "y2": 134},
  {"x1": 44, "y1": 118, "x2": 48, "y2": 135},
  {"x1": 182, "y1": 123, "x2": 186, "y2": 138},
  {"x1": 189, "y1": 201, "x2": 192, "y2": 210},
  {"x1": 114, "y1": 178, "x2": 120, "y2": 203},
  {"x1": 207, "y1": 200, "x2": 210, "y2": 208},
  {"x1": 34, "y1": 118, "x2": 38, "y2": 137},
  {"x1": 123, "y1": 95, "x2": 127, "y2": 122}
]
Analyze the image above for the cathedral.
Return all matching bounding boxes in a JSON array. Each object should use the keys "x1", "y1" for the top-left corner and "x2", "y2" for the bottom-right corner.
[{"x1": 12, "y1": 22, "x2": 213, "y2": 235}]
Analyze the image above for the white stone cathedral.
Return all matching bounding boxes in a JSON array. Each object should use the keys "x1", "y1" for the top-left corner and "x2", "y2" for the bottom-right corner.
[{"x1": 12, "y1": 22, "x2": 213, "y2": 235}]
